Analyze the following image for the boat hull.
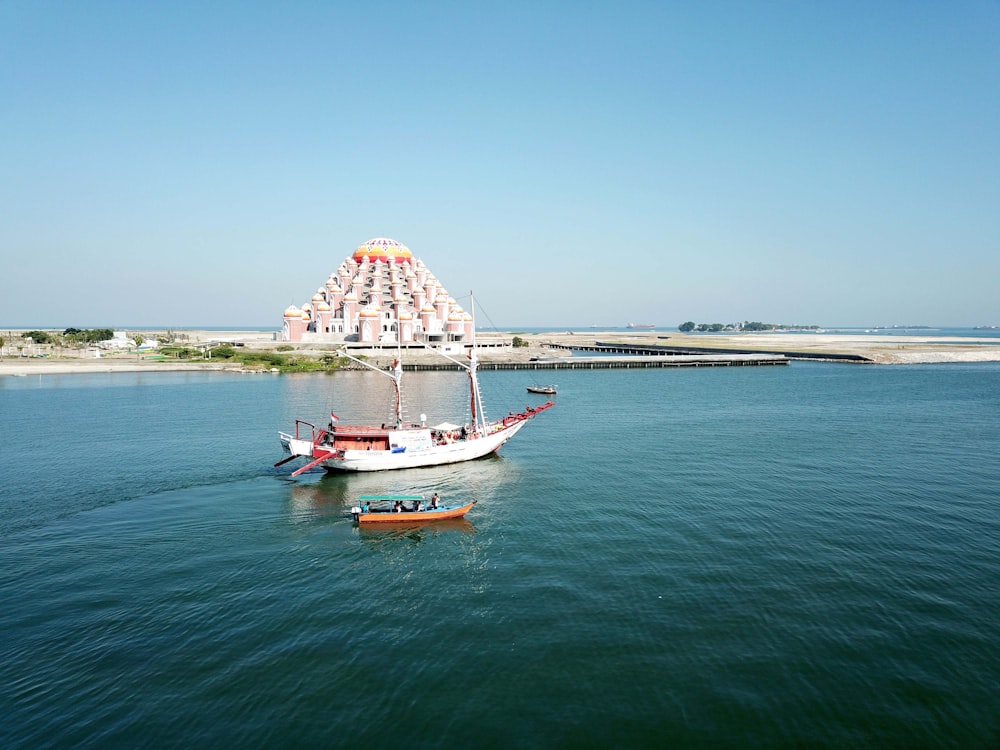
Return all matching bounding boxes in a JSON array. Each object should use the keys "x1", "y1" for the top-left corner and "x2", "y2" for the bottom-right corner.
[
  {"x1": 355, "y1": 500, "x2": 476, "y2": 523},
  {"x1": 279, "y1": 403, "x2": 555, "y2": 473},
  {"x1": 279, "y1": 403, "x2": 554, "y2": 474},
  {"x1": 329, "y1": 420, "x2": 526, "y2": 472}
]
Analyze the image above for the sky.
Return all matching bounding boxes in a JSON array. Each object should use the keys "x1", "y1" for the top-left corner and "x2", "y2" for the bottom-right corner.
[{"x1": 2, "y1": 1, "x2": 998, "y2": 329}]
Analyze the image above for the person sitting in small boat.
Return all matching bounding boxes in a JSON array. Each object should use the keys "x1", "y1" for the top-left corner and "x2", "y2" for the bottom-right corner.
[
  {"x1": 431, "y1": 493, "x2": 440, "y2": 509},
  {"x1": 362, "y1": 501, "x2": 370, "y2": 513},
  {"x1": 415, "y1": 498, "x2": 423, "y2": 512},
  {"x1": 393, "y1": 500, "x2": 402, "y2": 513}
]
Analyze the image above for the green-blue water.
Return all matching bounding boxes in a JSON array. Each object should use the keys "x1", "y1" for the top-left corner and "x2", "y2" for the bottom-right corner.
[{"x1": 2, "y1": 363, "x2": 998, "y2": 748}]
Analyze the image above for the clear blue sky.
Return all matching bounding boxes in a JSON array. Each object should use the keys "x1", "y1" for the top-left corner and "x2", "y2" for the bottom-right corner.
[{"x1": 2, "y1": 1, "x2": 998, "y2": 329}]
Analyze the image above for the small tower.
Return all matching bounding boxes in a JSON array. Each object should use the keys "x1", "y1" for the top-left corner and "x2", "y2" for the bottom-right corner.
[
  {"x1": 399, "y1": 310, "x2": 414, "y2": 342},
  {"x1": 283, "y1": 305, "x2": 306, "y2": 342},
  {"x1": 434, "y1": 292, "x2": 449, "y2": 326},
  {"x1": 447, "y1": 309, "x2": 464, "y2": 338},
  {"x1": 315, "y1": 300, "x2": 332, "y2": 333},
  {"x1": 359, "y1": 306, "x2": 380, "y2": 343},
  {"x1": 342, "y1": 290, "x2": 359, "y2": 334},
  {"x1": 420, "y1": 302, "x2": 437, "y2": 334}
]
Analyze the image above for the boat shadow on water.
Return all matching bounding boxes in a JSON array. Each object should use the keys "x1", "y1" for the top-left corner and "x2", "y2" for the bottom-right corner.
[
  {"x1": 283, "y1": 455, "x2": 511, "y2": 517},
  {"x1": 354, "y1": 518, "x2": 475, "y2": 545}
]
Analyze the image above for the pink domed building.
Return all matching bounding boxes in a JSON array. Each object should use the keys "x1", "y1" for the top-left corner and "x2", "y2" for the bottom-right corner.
[{"x1": 280, "y1": 237, "x2": 470, "y2": 345}]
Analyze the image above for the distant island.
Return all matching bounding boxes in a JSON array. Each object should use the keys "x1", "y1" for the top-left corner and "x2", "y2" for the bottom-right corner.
[{"x1": 678, "y1": 321, "x2": 821, "y2": 333}]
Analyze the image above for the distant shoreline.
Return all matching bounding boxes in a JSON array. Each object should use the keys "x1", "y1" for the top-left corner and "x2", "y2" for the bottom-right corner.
[{"x1": 3, "y1": 329, "x2": 1000, "y2": 376}]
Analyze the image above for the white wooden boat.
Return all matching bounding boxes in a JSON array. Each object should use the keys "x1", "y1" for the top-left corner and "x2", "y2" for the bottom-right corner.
[{"x1": 277, "y1": 297, "x2": 555, "y2": 474}]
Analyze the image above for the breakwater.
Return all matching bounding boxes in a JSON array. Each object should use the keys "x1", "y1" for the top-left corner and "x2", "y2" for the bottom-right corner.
[
  {"x1": 400, "y1": 353, "x2": 788, "y2": 371},
  {"x1": 552, "y1": 341, "x2": 872, "y2": 363}
]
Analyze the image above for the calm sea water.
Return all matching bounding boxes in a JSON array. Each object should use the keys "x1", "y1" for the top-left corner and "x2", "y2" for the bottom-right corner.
[{"x1": 1, "y1": 363, "x2": 998, "y2": 749}]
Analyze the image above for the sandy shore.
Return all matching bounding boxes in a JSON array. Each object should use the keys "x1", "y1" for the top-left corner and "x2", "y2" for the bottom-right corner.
[
  {"x1": 649, "y1": 331, "x2": 1000, "y2": 365},
  {"x1": 2, "y1": 330, "x2": 999, "y2": 377},
  {"x1": 0, "y1": 358, "x2": 243, "y2": 377}
]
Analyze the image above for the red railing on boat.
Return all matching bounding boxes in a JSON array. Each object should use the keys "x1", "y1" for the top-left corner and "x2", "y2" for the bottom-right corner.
[
  {"x1": 500, "y1": 400, "x2": 555, "y2": 427},
  {"x1": 293, "y1": 420, "x2": 321, "y2": 443}
]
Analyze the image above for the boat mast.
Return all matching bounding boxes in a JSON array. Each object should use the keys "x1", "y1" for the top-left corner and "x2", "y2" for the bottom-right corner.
[
  {"x1": 468, "y1": 291, "x2": 487, "y2": 435},
  {"x1": 394, "y1": 306, "x2": 404, "y2": 429},
  {"x1": 410, "y1": 292, "x2": 487, "y2": 435}
]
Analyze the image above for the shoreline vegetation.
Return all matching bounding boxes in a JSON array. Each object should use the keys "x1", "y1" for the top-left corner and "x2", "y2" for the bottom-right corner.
[
  {"x1": 678, "y1": 321, "x2": 822, "y2": 333},
  {"x1": 3, "y1": 328, "x2": 1000, "y2": 377}
]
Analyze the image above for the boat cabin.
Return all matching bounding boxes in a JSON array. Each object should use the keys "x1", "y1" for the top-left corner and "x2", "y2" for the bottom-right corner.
[
  {"x1": 356, "y1": 495, "x2": 426, "y2": 513},
  {"x1": 328, "y1": 424, "x2": 434, "y2": 452}
]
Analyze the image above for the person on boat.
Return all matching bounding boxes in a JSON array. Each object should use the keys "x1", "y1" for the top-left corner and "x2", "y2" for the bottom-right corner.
[
  {"x1": 431, "y1": 493, "x2": 440, "y2": 509},
  {"x1": 362, "y1": 500, "x2": 370, "y2": 513},
  {"x1": 415, "y1": 498, "x2": 423, "y2": 512},
  {"x1": 393, "y1": 500, "x2": 402, "y2": 513}
]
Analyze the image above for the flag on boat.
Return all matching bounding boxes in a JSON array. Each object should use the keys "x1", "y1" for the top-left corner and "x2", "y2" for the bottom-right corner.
[{"x1": 330, "y1": 412, "x2": 340, "y2": 422}]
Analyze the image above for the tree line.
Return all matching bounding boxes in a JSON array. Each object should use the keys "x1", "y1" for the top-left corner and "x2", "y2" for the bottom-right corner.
[
  {"x1": 678, "y1": 321, "x2": 820, "y2": 332},
  {"x1": 11, "y1": 328, "x2": 115, "y2": 345}
]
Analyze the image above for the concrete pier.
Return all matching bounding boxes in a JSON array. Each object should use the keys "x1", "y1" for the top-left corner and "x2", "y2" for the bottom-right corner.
[{"x1": 403, "y1": 353, "x2": 788, "y2": 371}]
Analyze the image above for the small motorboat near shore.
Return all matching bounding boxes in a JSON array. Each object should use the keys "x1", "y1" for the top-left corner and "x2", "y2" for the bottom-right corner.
[
  {"x1": 526, "y1": 384, "x2": 557, "y2": 394},
  {"x1": 351, "y1": 494, "x2": 476, "y2": 523}
]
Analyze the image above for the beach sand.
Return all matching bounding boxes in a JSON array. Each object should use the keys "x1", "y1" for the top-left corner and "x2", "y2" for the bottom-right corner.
[
  {"x1": 2, "y1": 331, "x2": 999, "y2": 377},
  {"x1": 646, "y1": 331, "x2": 1000, "y2": 365}
]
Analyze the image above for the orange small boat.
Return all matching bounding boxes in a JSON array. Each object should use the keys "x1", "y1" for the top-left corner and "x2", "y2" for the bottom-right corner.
[{"x1": 351, "y1": 495, "x2": 476, "y2": 524}]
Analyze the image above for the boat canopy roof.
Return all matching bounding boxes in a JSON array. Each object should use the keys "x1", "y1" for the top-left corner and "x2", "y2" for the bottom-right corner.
[{"x1": 358, "y1": 494, "x2": 424, "y2": 502}]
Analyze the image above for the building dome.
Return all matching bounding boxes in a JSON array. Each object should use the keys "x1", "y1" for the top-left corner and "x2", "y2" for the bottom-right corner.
[
  {"x1": 399, "y1": 310, "x2": 413, "y2": 320},
  {"x1": 312, "y1": 292, "x2": 325, "y2": 302},
  {"x1": 284, "y1": 305, "x2": 302, "y2": 318},
  {"x1": 359, "y1": 306, "x2": 379, "y2": 318},
  {"x1": 353, "y1": 237, "x2": 414, "y2": 265},
  {"x1": 315, "y1": 301, "x2": 331, "y2": 312}
]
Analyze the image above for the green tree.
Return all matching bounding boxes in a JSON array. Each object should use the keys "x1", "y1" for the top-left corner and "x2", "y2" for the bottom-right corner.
[
  {"x1": 0, "y1": 335, "x2": 5, "y2": 359},
  {"x1": 24, "y1": 330, "x2": 52, "y2": 344},
  {"x1": 512, "y1": 336, "x2": 529, "y2": 348},
  {"x1": 678, "y1": 321, "x2": 695, "y2": 332}
]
